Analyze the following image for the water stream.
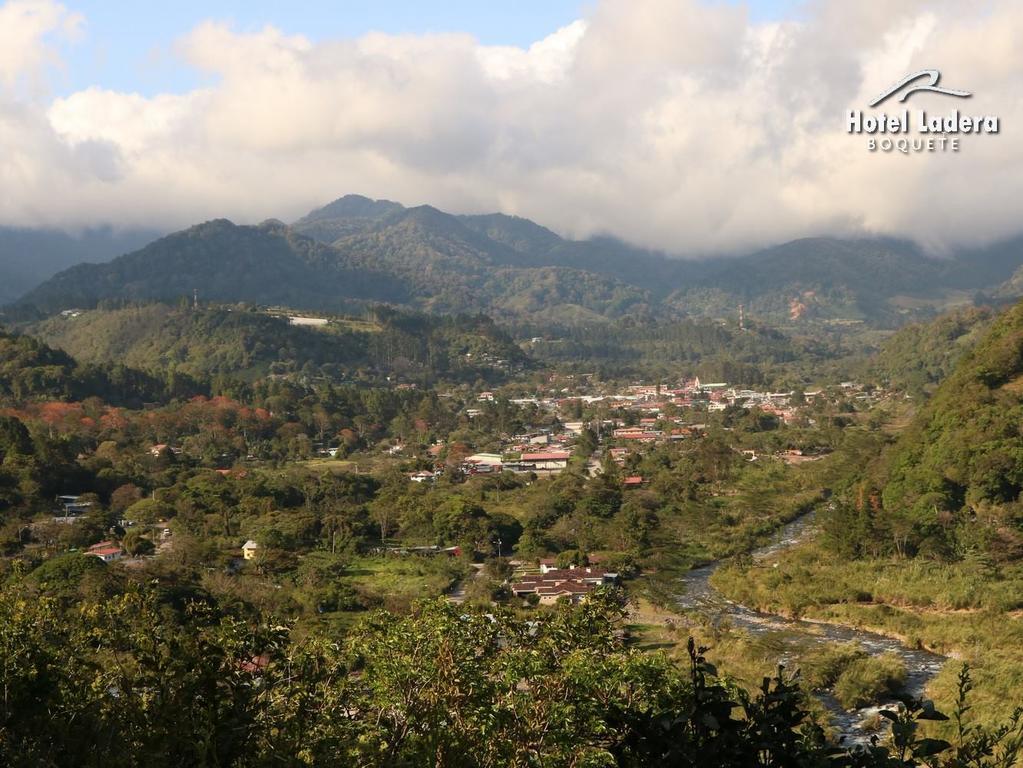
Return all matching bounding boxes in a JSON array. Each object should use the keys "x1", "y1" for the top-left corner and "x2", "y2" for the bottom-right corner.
[{"x1": 675, "y1": 512, "x2": 946, "y2": 740}]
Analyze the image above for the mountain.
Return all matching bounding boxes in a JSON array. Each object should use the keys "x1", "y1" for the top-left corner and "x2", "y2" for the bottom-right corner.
[
  {"x1": 293, "y1": 198, "x2": 702, "y2": 297},
  {"x1": 289, "y1": 196, "x2": 1023, "y2": 323},
  {"x1": 20, "y1": 208, "x2": 653, "y2": 323},
  {"x1": 873, "y1": 298, "x2": 1023, "y2": 560},
  {"x1": 18, "y1": 219, "x2": 410, "y2": 312},
  {"x1": 0, "y1": 226, "x2": 160, "y2": 304},
  {"x1": 458, "y1": 212, "x2": 564, "y2": 257},
  {"x1": 16, "y1": 195, "x2": 1023, "y2": 327},
  {"x1": 689, "y1": 238, "x2": 941, "y2": 321},
  {"x1": 290, "y1": 194, "x2": 403, "y2": 243}
]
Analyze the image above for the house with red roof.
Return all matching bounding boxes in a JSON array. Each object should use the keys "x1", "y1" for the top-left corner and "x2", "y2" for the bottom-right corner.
[{"x1": 86, "y1": 541, "x2": 123, "y2": 563}]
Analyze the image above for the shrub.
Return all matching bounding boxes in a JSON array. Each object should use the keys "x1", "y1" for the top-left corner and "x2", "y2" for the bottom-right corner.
[
  {"x1": 834, "y1": 652, "x2": 907, "y2": 708},
  {"x1": 800, "y1": 642, "x2": 866, "y2": 691}
]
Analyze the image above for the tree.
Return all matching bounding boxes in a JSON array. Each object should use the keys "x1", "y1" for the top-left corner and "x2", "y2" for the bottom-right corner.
[
  {"x1": 110, "y1": 483, "x2": 143, "y2": 515},
  {"x1": 0, "y1": 416, "x2": 32, "y2": 460},
  {"x1": 0, "y1": 585, "x2": 1018, "y2": 766},
  {"x1": 122, "y1": 528, "x2": 155, "y2": 556}
]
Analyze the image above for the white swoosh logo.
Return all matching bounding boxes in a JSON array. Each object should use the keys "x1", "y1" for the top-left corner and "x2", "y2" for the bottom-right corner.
[{"x1": 869, "y1": 69, "x2": 971, "y2": 107}]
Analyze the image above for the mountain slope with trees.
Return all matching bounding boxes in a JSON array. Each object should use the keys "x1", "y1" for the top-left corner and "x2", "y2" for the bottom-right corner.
[
  {"x1": 16, "y1": 219, "x2": 410, "y2": 313},
  {"x1": 868, "y1": 306, "x2": 997, "y2": 398},
  {"x1": 875, "y1": 299, "x2": 1023, "y2": 560},
  {"x1": 0, "y1": 327, "x2": 187, "y2": 406},
  {"x1": 26, "y1": 303, "x2": 530, "y2": 385},
  {"x1": 15, "y1": 194, "x2": 1023, "y2": 327}
]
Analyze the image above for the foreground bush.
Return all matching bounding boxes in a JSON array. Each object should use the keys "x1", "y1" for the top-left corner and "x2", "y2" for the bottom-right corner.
[{"x1": 0, "y1": 585, "x2": 1020, "y2": 767}]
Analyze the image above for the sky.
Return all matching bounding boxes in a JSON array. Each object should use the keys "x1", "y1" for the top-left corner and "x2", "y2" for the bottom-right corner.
[
  {"x1": 48, "y1": 1, "x2": 799, "y2": 96},
  {"x1": 50, "y1": 2, "x2": 590, "y2": 96},
  {"x1": 0, "y1": 0, "x2": 1020, "y2": 256}
]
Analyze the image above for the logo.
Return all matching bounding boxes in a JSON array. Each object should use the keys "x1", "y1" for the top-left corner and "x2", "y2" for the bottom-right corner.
[
  {"x1": 847, "y1": 69, "x2": 999, "y2": 154},
  {"x1": 869, "y1": 69, "x2": 970, "y2": 107}
]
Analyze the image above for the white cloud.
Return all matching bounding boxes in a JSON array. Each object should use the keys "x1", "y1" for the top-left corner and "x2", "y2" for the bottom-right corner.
[
  {"x1": 2, "y1": 0, "x2": 1023, "y2": 255},
  {"x1": 0, "y1": 0, "x2": 81, "y2": 92}
]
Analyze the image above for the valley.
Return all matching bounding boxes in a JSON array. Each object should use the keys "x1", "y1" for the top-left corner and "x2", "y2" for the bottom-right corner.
[{"x1": 2, "y1": 199, "x2": 1023, "y2": 766}]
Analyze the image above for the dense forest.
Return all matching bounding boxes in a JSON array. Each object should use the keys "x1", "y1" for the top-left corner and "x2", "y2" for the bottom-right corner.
[
  {"x1": 867, "y1": 306, "x2": 997, "y2": 398},
  {"x1": 513, "y1": 316, "x2": 836, "y2": 384}
]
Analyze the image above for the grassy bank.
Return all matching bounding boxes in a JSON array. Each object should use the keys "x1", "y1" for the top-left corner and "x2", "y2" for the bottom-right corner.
[
  {"x1": 624, "y1": 597, "x2": 909, "y2": 738},
  {"x1": 710, "y1": 540, "x2": 1023, "y2": 731}
]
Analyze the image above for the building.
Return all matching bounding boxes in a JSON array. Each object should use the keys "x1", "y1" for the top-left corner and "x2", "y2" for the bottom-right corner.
[
  {"x1": 87, "y1": 541, "x2": 123, "y2": 563},
  {"x1": 242, "y1": 540, "x2": 260, "y2": 560},
  {"x1": 516, "y1": 451, "x2": 570, "y2": 472},
  {"x1": 56, "y1": 495, "x2": 91, "y2": 515},
  {"x1": 149, "y1": 444, "x2": 182, "y2": 457},
  {"x1": 463, "y1": 453, "x2": 504, "y2": 474},
  {"x1": 612, "y1": 428, "x2": 660, "y2": 442},
  {"x1": 465, "y1": 453, "x2": 504, "y2": 466},
  {"x1": 53, "y1": 495, "x2": 92, "y2": 523},
  {"x1": 511, "y1": 567, "x2": 618, "y2": 605},
  {"x1": 537, "y1": 581, "x2": 592, "y2": 605}
]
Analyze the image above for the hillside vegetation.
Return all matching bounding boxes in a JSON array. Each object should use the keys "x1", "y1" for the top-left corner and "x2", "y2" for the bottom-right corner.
[
  {"x1": 869, "y1": 306, "x2": 997, "y2": 398},
  {"x1": 16, "y1": 194, "x2": 1023, "y2": 327},
  {"x1": 0, "y1": 327, "x2": 183, "y2": 406},
  {"x1": 876, "y1": 300, "x2": 1023, "y2": 560},
  {"x1": 0, "y1": 226, "x2": 159, "y2": 303},
  {"x1": 27, "y1": 303, "x2": 529, "y2": 385},
  {"x1": 711, "y1": 299, "x2": 1023, "y2": 730}
]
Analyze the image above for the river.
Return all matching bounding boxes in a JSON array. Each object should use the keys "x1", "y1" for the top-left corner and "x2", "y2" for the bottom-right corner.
[{"x1": 675, "y1": 512, "x2": 947, "y2": 740}]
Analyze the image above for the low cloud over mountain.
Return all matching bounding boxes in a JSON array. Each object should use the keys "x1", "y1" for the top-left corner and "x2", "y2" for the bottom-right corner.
[{"x1": 1, "y1": 0, "x2": 1022, "y2": 255}]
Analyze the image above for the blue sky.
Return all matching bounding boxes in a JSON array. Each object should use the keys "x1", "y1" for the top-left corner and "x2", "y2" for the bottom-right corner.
[{"x1": 53, "y1": 0, "x2": 797, "y2": 96}]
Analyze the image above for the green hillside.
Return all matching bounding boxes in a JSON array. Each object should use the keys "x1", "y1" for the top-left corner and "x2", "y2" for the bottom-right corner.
[
  {"x1": 18, "y1": 219, "x2": 410, "y2": 313},
  {"x1": 869, "y1": 306, "x2": 997, "y2": 397},
  {"x1": 27, "y1": 303, "x2": 530, "y2": 384},
  {"x1": 876, "y1": 300, "x2": 1023, "y2": 560},
  {"x1": 0, "y1": 327, "x2": 175, "y2": 406},
  {"x1": 0, "y1": 226, "x2": 160, "y2": 304}
]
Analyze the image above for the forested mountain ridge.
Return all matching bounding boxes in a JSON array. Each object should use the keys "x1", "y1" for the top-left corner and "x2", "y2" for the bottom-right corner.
[
  {"x1": 16, "y1": 219, "x2": 410, "y2": 312},
  {"x1": 18, "y1": 214, "x2": 652, "y2": 322},
  {"x1": 866, "y1": 299, "x2": 1023, "y2": 560},
  {"x1": 291, "y1": 194, "x2": 404, "y2": 243},
  {"x1": 14, "y1": 194, "x2": 1023, "y2": 326}
]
